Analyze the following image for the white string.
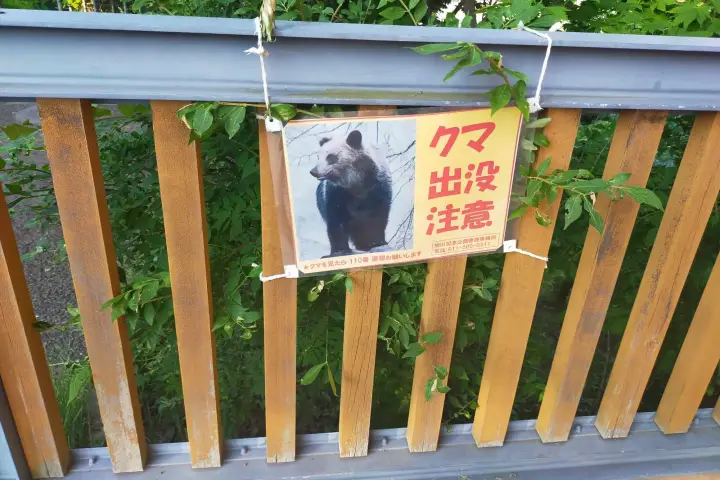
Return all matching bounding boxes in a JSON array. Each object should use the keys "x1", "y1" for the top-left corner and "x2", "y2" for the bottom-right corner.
[
  {"x1": 516, "y1": 21, "x2": 559, "y2": 114},
  {"x1": 245, "y1": 17, "x2": 270, "y2": 112},
  {"x1": 259, "y1": 265, "x2": 300, "y2": 282},
  {"x1": 504, "y1": 240, "x2": 548, "y2": 267}
]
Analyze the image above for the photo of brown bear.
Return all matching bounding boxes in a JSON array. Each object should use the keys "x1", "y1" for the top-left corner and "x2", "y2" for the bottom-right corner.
[{"x1": 284, "y1": 118, "x2": 415, "y2": 262}]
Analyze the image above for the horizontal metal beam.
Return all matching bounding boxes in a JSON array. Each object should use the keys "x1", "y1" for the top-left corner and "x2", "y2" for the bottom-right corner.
[
  {"x1": 1, "y1": 9, "x2": 720, "y2": 110},
  {"x1": 63, "y1": 409, "x2": 720, "y2": 479}
]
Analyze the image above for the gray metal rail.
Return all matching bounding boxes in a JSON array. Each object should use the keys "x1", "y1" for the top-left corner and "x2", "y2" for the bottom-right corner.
[
  {"x1": 63, "y1": 409, "x2": 720, "y2": 479},
  {"x1": 1, "y1": 9, "x2": 719, "y2": 110}
]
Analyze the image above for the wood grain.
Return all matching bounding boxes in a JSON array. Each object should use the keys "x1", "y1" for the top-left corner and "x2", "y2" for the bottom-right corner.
[
  {"x1": 654, "y1": 253, "x2": 720, "y2": 434},
  {"x1": 150, "y1": 101, "x2": 222, "y2": 468},
  {"x1": 0, "y1": 188, "x2": 69, "y2": 478},
  {"x1": 259, "y1": 119, "x2": 297, "y2": 463},
  {"x1": 406, "y1": 255, "x2": 467, "y2": 452},
  {"x1": 37, "y1": 98, "x2": 146, "y2": 472},
  {"x1": 595, "y1": 111, "x2": 720, "y2": 439},
  {"x1": 536, "y1": 110, "x2": 668, "y2": 443},
  {"x1": 472, "y1": 108, "x2": 582, "y2": 448},
  {"x1": 337, "y1": 105, "x2": 392, "y2": 458}
]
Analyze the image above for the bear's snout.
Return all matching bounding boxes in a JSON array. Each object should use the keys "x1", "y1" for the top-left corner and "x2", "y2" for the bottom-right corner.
[{"x1": 310, "y1": 167, "x2": 321, "y2": 179}]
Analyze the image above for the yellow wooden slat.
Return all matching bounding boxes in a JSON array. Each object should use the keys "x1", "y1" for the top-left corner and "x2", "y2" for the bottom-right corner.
[
  {"x1": 259, "y1": 120, "x2": 298, "y2": 463},
  {"x1": 654, "y1": 253, "x2": 720, "y2": 434},
  {"x1": 150, "y1": 101, "x2": 222, "y2": 468},
  {"x1": 0, "y1": 189, "x2": 69, "y2": 478},
  {"x1": 536, "y1": 110, "x2": 668, "y2": 443},
  {"x1": 37, "y1": 98, "x2": 147, "y2": 472},
  {"x1": 472, "y1": 108, "x2": 582, "y2": 448},
  {"x1": 339, "y1": 270, "x2": 382, "y2": 457},
  {"x1": 595, "y1": 111, "x2": 720, "y2": 439},
  {"x1": 406, "y1": 255, "x2": 467, "y2": 452},
  {"x1": 337, "y1": 105, "x2": 392, "y2": 458}
]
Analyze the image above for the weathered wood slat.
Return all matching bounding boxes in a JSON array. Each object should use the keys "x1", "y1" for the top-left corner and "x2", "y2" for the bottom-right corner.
[
  {"x1": 472, "y1": 108, "x2": 582, "y2": 448},
  {"x1": 339, "y1": 270, "x2": 382, "y2": 457},
  {"x1": 536, "y1": 110, "x2": 668, "y2": 443},
  {"x1": 338, "y1": 105, "x2": 392, "y2": 458},
  {"x1": 596, "y1": 111, "x2": 720, "y2": 439},
  {"x1": 0, "y1": 189, "x2": 69, "y2": 478},
  {"x1": 259, "y1": 120, "x2": 297, "y2": 463},
  {"x1": 151, "y1": 101, "x2": 222, "y2": 468},
  {"x1": 654, "y1": 254, "x2": 720, "y2": 434},
  {"x1": 406, "y1": 255, "x2": 467, "y2": 452},
  {"x1": 37, "y1": 98, "x2": 147, "y2": 472}
]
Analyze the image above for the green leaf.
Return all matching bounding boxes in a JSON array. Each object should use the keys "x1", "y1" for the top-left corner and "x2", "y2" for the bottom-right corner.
[
  {"x1": 413, "y1": 0, "x2": 428, "y2": 21},
  {"x1": 422, "y1": 332, "x2": 444, "y2": 345},
  {"x1": 191, "y1": 108, "x2": 214, "y2": 136},
  {"x1": 425, "y1": 376, "x2": 436, "y2": 401},
  {"x1": 443, "y1": 57, "x2": 471, "y2": 83},
  {"x1": 143, "y1": 302, "x2": 155, "y2": 326},
  {"x1": 564, "y1": 195, "x2": 583, "y2": 229},
  {"x1": 93, "y1": 106, "x2": 112, "y2": 118},
  {"x1": 100, "y1": 295, "x2": 122, "y2": 311},
  {"x1": 622, "y1": 186, "x2": 664, "y2": 210},
  {"x1": 526, "y1": 117, "x2": 552, "y2": 129},
  {"x1": 434, "y1": 365, "x2": 448, "y2": 379},
  {"x1": 609, "y1": 172, "x2": 631, "y2": 185},
  {"x1": 508, "y1": 204, "x2": 528, "y2": 221},
  {"x1": 32, "y1": 321, "x2": 55, "y2": 333},
  {"x1": 111, "y1": 302, "x2": 126, "y2": 322},
  {"x1": 546, "y1": 185, "x2": 559, "y2": 204},
  {"x1": 535, "y1": 210, "x2": 551, "y2": 227},
  {"x1": 504, "y1": 67, "x2": 529, "y2": 83},
  {"x1": 118, "y1": 104, "x2": 137, "y2": 117},
  {"x1": 379, "y1": 6, "x2": 406, "y2": 20},
  {"x1": 536, "y1": 157, "x2": 552, "y2": 175},
  {"x1": 411, "y1": 43, "x2": 461, "y2": 55},
  {"x1": 437, "y1": 384, "x2": 451, "y2": 394},
  {"x1": 408, "y1": 0, "x2": 420, "y2": 9},
  {"x1": 403, "y1": 342, "x2": 426, "y2": 359},
  {"x1": 141, "y1": 282, "x2": 160, "y2": 304},
  {"x1": 270, "y1": 104, "x2": 298, "y2": 122},
  {"x1": 490, "y1": 84, "x2": 512, "y2": 115},
  {"x1": 399, "y1": 327, "x2": 410, "y2": 349},
  {"x1": 224, "y1": 106, "x2": 246, "y2": 139},
  {"x1": 301, "y1": 363, "x2": 326, "y2": 385},
  {"x1": 534, "y1": 132, "x2": 550, "y2": 147},
  {"x1": 565, "y1": 178, "x2": 611, "y2": 194},
  {"x1": 583, "y1": 197, "x2": 605, "y2": 233},
  {"x1": 67, "y1": 364, "x2": 91, "y2": 406},
  {"x1": 513, "y1": 80, "x2": 530, "y2": 120},
  {"x1": 521, "y1": 138, "x2": 537, "y2": 151},
  {"x1": 327, "y1": 366, "x2": 338, "y2": 396},
  {"x1": 308, "y1": 287, "x2": 320, "y2": 302},
  {"x1": 213, "y1": 315, "x2": 231, "y2": 332},
  {"x1": 1, "y1": 123, "x2": 37, "y2": 140},
  {"x1": 345, "y1": 276, "x2": 354, "y2": 294}
]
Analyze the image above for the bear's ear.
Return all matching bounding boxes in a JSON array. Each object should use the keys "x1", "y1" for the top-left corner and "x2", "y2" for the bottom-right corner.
[
  {"x1": 319, "y1": 137, "x2": 331, "y2": 146},
  {"x1": 346, "y1": 130, "x2": 363, "y2": 149}
]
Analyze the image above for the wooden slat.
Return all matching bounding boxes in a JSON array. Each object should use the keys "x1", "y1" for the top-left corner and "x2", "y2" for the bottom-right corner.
[
  {"x1": 536, "y1": 110, "x2": 668, "y2": 443},
  {"x1": 338, "y1": 105, "x2": 392, "y2": 458},
  {"x1": 37, "y1": 98, "x2": 146, "y2": 472},
  {"x1": 654, "y1": 254, "x2": 720, "y2": 434},
  {"x1": 596, "y1": 111, "x2": 720, "y2": 439},
  {"x1": 339, "y1": 270, "x2": 382, "y2": 457},
  {"x1": 0, "y1": 189, "x2": 69, "y2": 478},
  {"x1": 259, "y1": 119, "x2": 297, "y2": 463},
  {"x1": 472, "y1": 108, "x2": 582, "y2": 448},
  {"x1": 150, "y1": 101, "x2": 222, "y2": 468},
  {"x1": 406, "y1": 255, "x2": 467, "y2": 452}
]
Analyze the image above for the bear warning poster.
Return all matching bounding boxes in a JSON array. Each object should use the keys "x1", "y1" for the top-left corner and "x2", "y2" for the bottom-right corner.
[{"x1": 280, "y1": 108, "x2": 523, "y2": 275}]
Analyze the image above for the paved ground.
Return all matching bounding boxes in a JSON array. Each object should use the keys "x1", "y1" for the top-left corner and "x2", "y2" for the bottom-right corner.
[{"x1": 1, "y1": 102, "x2": 86, "y2": 364}]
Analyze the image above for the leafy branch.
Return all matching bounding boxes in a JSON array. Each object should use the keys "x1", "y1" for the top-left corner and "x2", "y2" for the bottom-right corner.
[{"x1": 425, "y1": 365, "x2": 450, "y2": 401}]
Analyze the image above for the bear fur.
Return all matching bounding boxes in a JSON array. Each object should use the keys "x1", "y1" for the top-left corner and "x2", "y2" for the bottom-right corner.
[{"x1": 310, "y1": 129, "x2": 392, "y2": 257}]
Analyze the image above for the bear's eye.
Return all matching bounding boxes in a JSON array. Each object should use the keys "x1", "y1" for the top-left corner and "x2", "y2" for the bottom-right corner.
[{"x1": 326, "y1": 154, "x2": 339, "y2": 165}]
